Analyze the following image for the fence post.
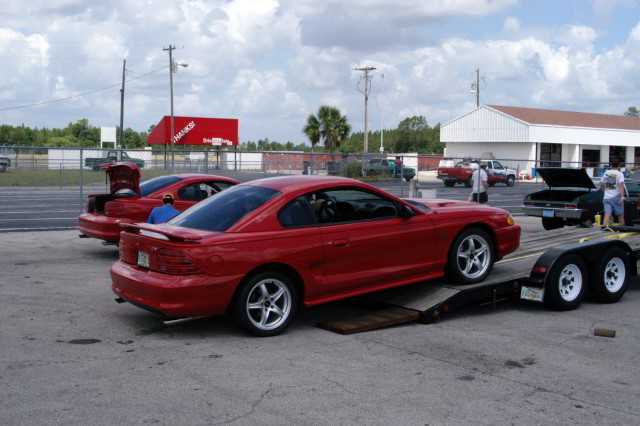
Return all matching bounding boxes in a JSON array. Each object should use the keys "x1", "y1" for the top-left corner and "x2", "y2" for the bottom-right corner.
[
  {"x1": 80, "y1": 148, "x2": 84, "y2": 213},
  {"x1": 60, "y1": 163, "x2": 62, "y2": 189},
  {"x1": 400, "y1": 155, "x2": 404, "y2": 198},
  {"x1": 204, "y1": 149, "x2": 208, "y2": 174}
]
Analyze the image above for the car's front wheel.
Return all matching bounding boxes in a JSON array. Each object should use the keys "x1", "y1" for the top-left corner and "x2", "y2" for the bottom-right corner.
[
  {"x1": 506, "y1": 175, "x2": 515, "y2": 186},
  {"x1": 447, "y1": 228, "x2": 494, "y2": 284},
  {"x1": 444, "y1": 180, "x2": 455, "y2": 187},
  {"x1": 232, "y1": 271, "x2": 298, "y2": 337}
]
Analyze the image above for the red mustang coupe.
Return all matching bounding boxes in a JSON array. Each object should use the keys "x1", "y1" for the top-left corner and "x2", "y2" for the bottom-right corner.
[
  {"x1": 110, "y1": 176, "x2": 520, "y2": 336},
  {"x1": 78, "y1": 162, "x2": 238, "y2": 243}
]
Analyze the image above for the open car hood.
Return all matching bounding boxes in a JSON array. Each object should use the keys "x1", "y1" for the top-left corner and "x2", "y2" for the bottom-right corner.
[
  {"x1": 536, "y1": 168, "x2": 596, "y2": 189},
  {"x1": 102, "y1": 162, "x2": 141, "y2": 195}
]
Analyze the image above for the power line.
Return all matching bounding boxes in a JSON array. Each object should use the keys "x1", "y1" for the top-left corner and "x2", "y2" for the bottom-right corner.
[{"x1": 0, "y1": 65, "x2": 168, "y2": 111}]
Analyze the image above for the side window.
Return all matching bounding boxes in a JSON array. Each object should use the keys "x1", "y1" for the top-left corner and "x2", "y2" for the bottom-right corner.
[
  {"x1": 178, "y1": 183, "x2": 205, "y2": 201},
  {"x1": 210, "y1": 181, "x2": 233, "y2": 192},
  {"x1": 307, "y1": 188, "x2": 398, "y2": 224},
  {"x1": 122, "y1": 152, "x2": 130, "y2": 159},
  {"x1": 492, "y1": 161, "x2": 504, "y2": 170},
  {"x1": 279, "y1": 197, "x2": 316, "y2": 228}
]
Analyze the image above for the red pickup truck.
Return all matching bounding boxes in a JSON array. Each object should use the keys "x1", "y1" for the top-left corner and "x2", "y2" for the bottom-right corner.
[{"x1": 437, "y1": 160, "x2": 517, "y2": 187}]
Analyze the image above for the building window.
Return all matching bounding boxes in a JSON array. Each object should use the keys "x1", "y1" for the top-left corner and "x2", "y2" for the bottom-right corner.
[
  {"x1": 540, "y1": 143, "x2": 561, "y2": 167},
  {"x1": 582, "y1": 149, "x2": 600, "y2": 168},
  {"x1": 609, "y1": 146, "x2": 625, "y2": 166},
  {"x1": 635, "y1": 147, "x2": 640, "y2": 170}
]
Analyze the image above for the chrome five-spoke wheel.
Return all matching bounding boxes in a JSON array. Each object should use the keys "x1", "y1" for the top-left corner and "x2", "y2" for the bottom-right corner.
[
  {"x1": 457, "y1": 234, "x2": 490, "y2": 280},
  {"x1": 246, "y1": 279, "x2": 292, "y2": 332}
]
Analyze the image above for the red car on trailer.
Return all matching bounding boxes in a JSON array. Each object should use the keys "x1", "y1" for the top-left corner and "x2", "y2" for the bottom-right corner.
[
  {"x1": 110, "y1": 175, "x2": 520, "y2": 336},
  {"x1": 78, "y1": 162, "x2": 238, "y2": 243}
]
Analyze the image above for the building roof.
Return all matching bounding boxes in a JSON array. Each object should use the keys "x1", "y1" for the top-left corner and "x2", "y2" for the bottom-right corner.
[{"x1": 488, "y1": 105, "x2": 640, "y2": 131}]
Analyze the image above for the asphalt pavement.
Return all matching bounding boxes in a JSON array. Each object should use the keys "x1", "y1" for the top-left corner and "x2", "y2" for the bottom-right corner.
[{"x1": 0, "y1": 177, "x2": 545, "y2": 232}]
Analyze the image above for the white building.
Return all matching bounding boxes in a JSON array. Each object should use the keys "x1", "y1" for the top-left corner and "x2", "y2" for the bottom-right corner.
[{"x1": 441, "y1": 105, "x2": 640, "y2": 176}]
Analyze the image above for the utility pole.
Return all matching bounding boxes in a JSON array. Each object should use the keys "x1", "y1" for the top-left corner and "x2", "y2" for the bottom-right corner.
[
  {"x1": 355, "y1": 66, "x2": 376, "y2": 153},
  {"x1": 470, "y1": 68, "x2": 486, "y2": 107},
  {"x1": 119, "y1": 59, "x2": 125, "y2": 151},
  {"x1": 380, "y1": 73, "x2": 384, "y2": 154},
  {"x1": 163, "y1": 45, "x2": 176, "y2": 169}
]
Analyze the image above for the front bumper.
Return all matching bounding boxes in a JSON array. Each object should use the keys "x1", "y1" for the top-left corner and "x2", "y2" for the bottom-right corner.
[
  {"x1": 110, "y1": 261, "x2": 241, "y2": 318},
  {"x1": 78, "y1": 213, "x2": 135, "y2": 242},
  {"x1": 495, "y1": 224, "x2": 521, "y2": 257},
  {"x1": 521, "y1": 206, "x2": 584, "y2": 220}
]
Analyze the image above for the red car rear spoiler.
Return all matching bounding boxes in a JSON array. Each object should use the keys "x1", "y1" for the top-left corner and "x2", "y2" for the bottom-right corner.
[{"x1": 120, "y1": 223, "x2": 203, "y2": 242}]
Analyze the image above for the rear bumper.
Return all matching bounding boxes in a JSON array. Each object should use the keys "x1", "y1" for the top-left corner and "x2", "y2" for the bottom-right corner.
[
  {"x1": 77, "y1": 213, "x2": 135, "y2": 242},
  {"x1": 110, "y1": 261, "x2": 241, "y2": 318},
  {"x1": 521, "y1": 206, "x2": 584, "y2": 219}
]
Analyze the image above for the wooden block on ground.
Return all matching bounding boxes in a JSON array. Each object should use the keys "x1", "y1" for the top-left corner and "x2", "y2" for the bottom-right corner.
[{"x1": 317, "y1": 306, "x2": 420, "y2": 335}]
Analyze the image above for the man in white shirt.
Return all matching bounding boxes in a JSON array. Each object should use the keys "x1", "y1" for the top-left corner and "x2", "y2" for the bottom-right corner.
[
  {"x1": 468, "y1": 162, "x2": 489, "y2": 203},
  {"x1": 600, "y1": 157, "x2": 625, "y2": 226}
]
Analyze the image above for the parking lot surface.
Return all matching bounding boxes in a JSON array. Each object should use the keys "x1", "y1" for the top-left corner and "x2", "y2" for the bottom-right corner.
[{"x1": 1, "y1": 224, "x2": 639, "y2": 425}]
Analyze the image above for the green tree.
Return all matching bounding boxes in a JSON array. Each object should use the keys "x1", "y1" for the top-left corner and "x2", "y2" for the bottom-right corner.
[
  {"x1": 624, "y1": 106, "x2": 639, "y2": 116},
  {"x1": 303, "y1": 106, "x2": 351, "y2": 155}
]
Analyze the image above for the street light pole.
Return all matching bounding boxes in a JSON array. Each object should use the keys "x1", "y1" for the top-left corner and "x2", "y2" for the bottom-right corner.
[
  {"x1": 163, "y1": 45, "x2": 176, "y2": 169},
  {"x1": 380, "y1": 73, "x2": 384, "y2": 155}
]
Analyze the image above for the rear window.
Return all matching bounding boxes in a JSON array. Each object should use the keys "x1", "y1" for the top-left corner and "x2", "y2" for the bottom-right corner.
[
  {"x1": 139, "y1": 176, "x2": 183, "y2": 197},
  {"x1": 169, "y1": 185, "x2": 280, "y2": 232}
]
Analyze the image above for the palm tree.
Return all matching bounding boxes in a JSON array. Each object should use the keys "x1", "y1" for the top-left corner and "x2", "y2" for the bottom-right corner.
[{"x1": 303, "y1": 106, "x2": 351, "y2": 156}]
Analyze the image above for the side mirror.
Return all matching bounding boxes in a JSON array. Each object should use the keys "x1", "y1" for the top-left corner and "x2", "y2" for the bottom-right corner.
[{"x1": 400, "y1": 205, "x2": 414, "y2": 219}]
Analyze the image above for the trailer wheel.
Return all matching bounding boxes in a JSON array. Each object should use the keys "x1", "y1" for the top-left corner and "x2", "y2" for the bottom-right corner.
[
  {"x1": 464, "y1": 178, "x2": 472, "y2": 188},
  {"x1": 590, "y1": 247, "x2": 629, "y2": 303},
  {"x1": 444, "y1": 181, "x2": 455, "y2": 187},
  {"x1": 447, "y1": 228, "x2": 494, "y2": 284},
  {"x1": 544, "y1": 254, "x2": 587, "y2": 310},
  {"x1": 542, "y1": 217, "x2": 564, "y2": 230}
]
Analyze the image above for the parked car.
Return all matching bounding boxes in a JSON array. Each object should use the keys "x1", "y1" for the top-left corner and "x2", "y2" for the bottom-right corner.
[
  {"x1": 85, "y1": 150, "x2": 145, "y2": 171},
  {"x1": 110, "y1": 175, "x2": 521, "y2": 336},
  {"x1": 364, "y1": 158, "x2": 416, "y2": 181},
  {"x1": 522, "y1": 168, "x2": 640, "y2": 230},
  {"x1": 437, "y1": 160, "x2": 516, "y2": 187},
  {"x1": 0, "y1": 156, "x2": 10, "y2": 172},
  {"x1": 78, "y1": 162, "x2": 238, "y2": 243}
]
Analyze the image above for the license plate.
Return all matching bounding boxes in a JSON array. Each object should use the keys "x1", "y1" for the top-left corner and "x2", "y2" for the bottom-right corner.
[
  {"x1": 137, "y1": 251, "x2": 149, "y2": 268},
  {"x1": 520, "y1": 286, "x2": 544, "y2": 302},
  {"x1": 542, "y1": 209, "x2": 555, "y2": 218}
]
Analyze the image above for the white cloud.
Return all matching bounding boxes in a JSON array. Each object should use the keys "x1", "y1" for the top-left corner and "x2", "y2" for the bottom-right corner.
[
  {"x1": 503, "y1": 16, "x2": 520, "y2": 32},
  {"x1": 558, "y1": 25, "x2": 598, "y2": 46}
]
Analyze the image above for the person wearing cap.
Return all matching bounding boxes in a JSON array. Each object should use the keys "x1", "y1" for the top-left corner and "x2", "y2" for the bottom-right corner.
[
  {"x1": 468, "y1": 162, "x2": 489, "y2": 203},
  {"x1": 147, "y1": 194, "x2": 181, "y2": 224}
]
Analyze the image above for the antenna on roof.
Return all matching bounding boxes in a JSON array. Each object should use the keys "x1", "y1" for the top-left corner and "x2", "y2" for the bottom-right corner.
[{"x1": 470, "y1": 68, "x2": 487, "y2": 107}]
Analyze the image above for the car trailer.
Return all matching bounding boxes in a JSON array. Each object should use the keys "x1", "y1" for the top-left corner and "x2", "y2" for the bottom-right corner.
[{"x1": 318, "y1": 226, "x2": 640, "y2": 335}]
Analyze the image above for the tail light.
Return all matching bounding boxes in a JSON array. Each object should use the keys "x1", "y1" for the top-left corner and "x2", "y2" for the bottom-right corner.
[
  {"x1": 523, "y1": 201, "x2": 533, "y2": 206},
  {"x1": 155, "y1": 249, "x2": 201, "y2": 275},
  {"x1": 105, "y1": 201, "x2": 127, "y2": 218},
  {"x1": 565, "y1": 203, "x2": 577, "y2": 209}
]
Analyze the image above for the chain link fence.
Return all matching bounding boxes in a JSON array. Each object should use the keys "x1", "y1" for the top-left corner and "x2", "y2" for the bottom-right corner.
[{"x1": 2, "y1": 145, "x2": 633, "y2": 214}]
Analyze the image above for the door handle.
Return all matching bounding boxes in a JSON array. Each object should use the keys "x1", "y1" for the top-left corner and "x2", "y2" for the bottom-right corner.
[{"x1": 332, "y1": 238, "x2": 349, "y2": 248}]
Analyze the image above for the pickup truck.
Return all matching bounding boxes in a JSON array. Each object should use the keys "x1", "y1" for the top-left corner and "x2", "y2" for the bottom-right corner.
[
  {"x1": 0, "y1": 156, "x2": 10, "y2": 172},
  {"x1": 364, "y1": 158, "x2": 416, "y2": 181},
  {"x1": 437, "y1": 160, "x2": 516, "y2": 187},
  {"x1": 85, "y1": 150, "x2": 144, "y2": 171}
]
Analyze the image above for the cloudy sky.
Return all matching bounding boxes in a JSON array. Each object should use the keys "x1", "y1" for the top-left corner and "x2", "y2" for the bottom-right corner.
[{"x1": 2, "y1": 0, "x2": 640, "y2": 144}]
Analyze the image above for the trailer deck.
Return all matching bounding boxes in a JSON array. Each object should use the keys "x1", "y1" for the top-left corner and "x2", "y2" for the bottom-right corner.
[{"x1": 317, "y1": 226, "x2": 640, "y2": 335}]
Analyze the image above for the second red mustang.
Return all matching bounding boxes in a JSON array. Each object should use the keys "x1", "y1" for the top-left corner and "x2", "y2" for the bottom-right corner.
[{"x1": 110, "y1": 176, "x2": 521, "y2": 336}]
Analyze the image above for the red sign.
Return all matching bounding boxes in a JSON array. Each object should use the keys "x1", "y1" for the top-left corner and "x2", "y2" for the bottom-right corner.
[{"x1": 148, "y1": 116, "x2": 238, "y2": 146}]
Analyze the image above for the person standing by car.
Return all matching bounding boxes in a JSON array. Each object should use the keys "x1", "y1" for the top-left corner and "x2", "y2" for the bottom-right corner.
[
  {"x1": 148, "y1": 194, "x2": 181, "y2": 224},
  {"x1": 395, "y1": 156, "x2": 402, "y2": 177},
  {"x1": 468, "y1": 162, "x2": 489, "y2": 203},
  {"x1": 600, "y1": 157, "x2": 625, "y2": 227}
]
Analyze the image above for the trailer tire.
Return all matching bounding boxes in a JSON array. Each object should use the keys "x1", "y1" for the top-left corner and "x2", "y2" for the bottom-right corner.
[
  {"x1": 464, "y1": 178, "x2": 472, "y2": 188},
  {"x1": 544, "y1": 254, "x2": 587, "y2": 310},
  {"x1": 590, "y1": 247, "x2": 629, "y2": 303},
  {"x1": 542, "y1": 217, "x2": 564, "y2": 230},
  {"x1": 447, "y1": 228, "x2": 494, "y2": 284},
  {"x1": 444, "y1": 180, "x2": 455, "y2": 187}
]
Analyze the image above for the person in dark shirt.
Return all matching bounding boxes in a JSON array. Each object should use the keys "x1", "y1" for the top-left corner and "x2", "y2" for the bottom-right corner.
[{"x1": 148, "y1": 194, "x2": 181, "y2": 224}]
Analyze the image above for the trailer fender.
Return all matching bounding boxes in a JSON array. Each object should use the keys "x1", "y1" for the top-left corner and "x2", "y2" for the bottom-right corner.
[{"x1": 527, "y1": 240, "x2": 637, "y2": 287}]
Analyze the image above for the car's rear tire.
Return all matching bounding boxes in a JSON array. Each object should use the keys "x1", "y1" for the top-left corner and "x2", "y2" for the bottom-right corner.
[
  {"x1": 488, "y1": 182, "x2": 495, "y2": 187},
  {"x1": 506, "y1": 175, "x2": 515, "y2": 186},
  {"x1": 444, "y1": 181, "x2": 455, "y2": 187},
  {"x1": 544, "y1": 254, "x2": 587, "y2": 310},
  {"x1": 542, "y1": 217, "x2": 564, "y2": 230},
  {"x1": 232, "y1": 271, "x2": 298, "y2": 337},
  {"x1": 404, "y1": 177, "x2": 412, "y2": 182},
  {"x1": 464, "y1": 179, "x2": 472, "y2": 188},
  {"x1": 589, "y1": 247, "x2": 629, "y2": 303},
  {"x1": 447, "y1": 228, "x2": 494, "y2": 284},
  {"x1": 0, "y1": 165, "x2": 6, "y2": 173}
]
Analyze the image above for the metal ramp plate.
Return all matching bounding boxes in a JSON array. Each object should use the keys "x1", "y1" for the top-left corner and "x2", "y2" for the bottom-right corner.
[{"x1": 317, "y1": 306, "x2": 420, "y2": 335}]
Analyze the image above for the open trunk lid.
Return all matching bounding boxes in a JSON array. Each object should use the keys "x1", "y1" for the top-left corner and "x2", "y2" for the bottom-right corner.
[
  {"x1": 103, "y1": 162, "x2": 141, "y2": 195},
  {"x1": 536, "y1": 167, "x2": 596, "y2": 189}
]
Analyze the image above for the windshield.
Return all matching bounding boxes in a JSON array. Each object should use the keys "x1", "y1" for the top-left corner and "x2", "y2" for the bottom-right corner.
[
  {"x1": 139, "y1": 175, "x2": 183, "y2": 197},
  {"x1": 169, "y1": 185, "x2": 280, "y2": 232}
]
